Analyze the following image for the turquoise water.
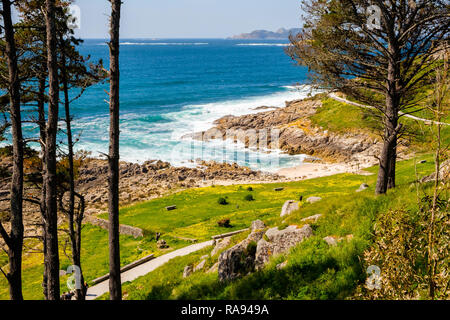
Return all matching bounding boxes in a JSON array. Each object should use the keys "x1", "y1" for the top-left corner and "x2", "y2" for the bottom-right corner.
[{"x1": 31, "y1": 39, "x2": 314, "y2": 170}]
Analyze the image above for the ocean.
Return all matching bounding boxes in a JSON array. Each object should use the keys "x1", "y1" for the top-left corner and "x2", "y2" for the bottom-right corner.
[{"x1": 27, "y1": 39, "x2": 314, "y2": 171}]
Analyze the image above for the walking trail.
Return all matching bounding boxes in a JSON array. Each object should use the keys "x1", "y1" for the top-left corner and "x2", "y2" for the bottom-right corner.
[
  {"x1": 86, "y1": 240, "x2": 214, "y2": 300},
  {"x1": 329, "y1": 92, "x2": 449, "y2": 126}
]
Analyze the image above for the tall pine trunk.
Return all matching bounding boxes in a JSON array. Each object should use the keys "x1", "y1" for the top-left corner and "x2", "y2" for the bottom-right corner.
[
  {"x1": 375, "y1": 43, "x2": 400, "y2": 195},
  {"x1": 0, "y1": 0, "x2": 24, "y2": 300},
  {"x1": 60, "y1": 41, "x2": 86, "y2": 300},
  {"x1": 43, "y1": 0, "x2": 60, "y2": 300},
  {"x1": 37, "y1": 74, "x2": 49, "y2": 300},
  {"x1": 108, "y1": 0, "x2": 122, "y2": 300}
]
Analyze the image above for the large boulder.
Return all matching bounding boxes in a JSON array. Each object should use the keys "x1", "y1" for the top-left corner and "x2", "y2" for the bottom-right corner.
[
  {"x1": 211, "y1": 237, "x2": 232, "y2": 257},
  {"x1": 251, "y1": 220, "x2": 266, "y2": 232},
  {"x1": 218, "y1": 220, "x2": 265, "y2": 281},
  {"x1": 218, "y1": 239, "x2": 257, "y2": 281},
  {"x1": 421, "y1": 159, "x2": 450, "y2": 183},
  {"x1": 255, "y1": 225, "x2": 313, "y2": 270},
  {"x1": 280, "y1": 200, "x2": 299, "y2": 217}
]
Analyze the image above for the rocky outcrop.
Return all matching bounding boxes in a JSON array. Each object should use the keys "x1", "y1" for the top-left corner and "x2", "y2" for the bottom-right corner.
[
  {"x1": 217, "y1": 221, "x2": 313, "y2": 280},
  {"x1": 218, "y1": 222, "x2": 266, "y2": 281},
  {"x1": 280, "y1": 200, "x2": 299, "y2": 217},
  {"x1": 211, "y1": 237, "x2": 232, "y2": 256},
  {"x1": 255, "y1": 225, "x2": 313, "y2": 270},
  {"x1": 184, "y1": 99, "x2": 380, "y2": 164},
  {"x1": 421, "y1": 159, "x2": 450, "y2": 183}
]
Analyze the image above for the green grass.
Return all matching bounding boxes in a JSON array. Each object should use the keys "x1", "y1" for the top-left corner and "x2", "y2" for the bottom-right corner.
[
  {"x1": 314, "y1": 97, "x2": 450, "y2": 153},
  {"x1": 0, "y1": 224, "x2": 191, "y2": 300},
  {"x1": 310, "y1": 98, "x2": 380, "y2": 138},
  {"x1": 116, "y1": 155, "x2": 436, "y2": 300},
  {"x1": 0, "y1": 152, "x2": 436, "y2": 300}
]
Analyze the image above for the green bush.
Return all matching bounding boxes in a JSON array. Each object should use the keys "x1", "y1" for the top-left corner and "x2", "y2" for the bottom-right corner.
[
  {"x1": 217, "y1": 219, "x2": 231, "y2": 228},
  {"x1": 244, "y1": 194, "x2": 254, "y2": 201},
  {"x1": 217, "y1": 197, "x2": 228, "y2": 205}
]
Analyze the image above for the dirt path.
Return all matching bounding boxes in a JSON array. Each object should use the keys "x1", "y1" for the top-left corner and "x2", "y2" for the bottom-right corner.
[
  {"x1": 329, "y1": 93, "x2": 449, "y2": 126},
  {"x1": 86, "y1": 240, "x2": 214, "y2": 300}
]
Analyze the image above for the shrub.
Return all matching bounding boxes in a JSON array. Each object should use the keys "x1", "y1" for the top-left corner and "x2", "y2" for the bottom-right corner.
[
  {"x1": 244, "y1": 194, "x2": 254, "y2": 201},
  {"x1": 247, "y1": 187, "x2": 253, "y2": 192},
  {"x1": 217, "y1": 197, "x2": 228, "y2": 205},
  {"x1": 217, "y1": 219, "x2": 231, "y2": 228}
]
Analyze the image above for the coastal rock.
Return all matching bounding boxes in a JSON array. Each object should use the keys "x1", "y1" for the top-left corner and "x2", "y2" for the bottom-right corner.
[
  {"x1": 280, "y1": 200, "x2": 299, "y2": 217},
  {"x1": 255, "y1": 225, "x2": 313, "y2": 270},
  {"x1": 306, "y1": 197, "x2": 322, "y2": 204}
]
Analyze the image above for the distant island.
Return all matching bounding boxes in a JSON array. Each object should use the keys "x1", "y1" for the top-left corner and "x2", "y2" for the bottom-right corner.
[{"x1": 229, "y1": 28, "x2": 301, "y2": 40}]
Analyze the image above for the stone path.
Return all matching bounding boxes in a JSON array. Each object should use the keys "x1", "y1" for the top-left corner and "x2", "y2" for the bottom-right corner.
[
  {"x1": 86, "y1": 240, "x2": 214, "y2": 300},
  {"x1": 329, "y1": 92, "x2": 449, "y2": 126}
]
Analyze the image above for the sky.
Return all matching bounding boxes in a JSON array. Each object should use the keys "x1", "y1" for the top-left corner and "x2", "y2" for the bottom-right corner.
[{"x1": 72, "y1": 0, "x2": 303, "y2": 39}]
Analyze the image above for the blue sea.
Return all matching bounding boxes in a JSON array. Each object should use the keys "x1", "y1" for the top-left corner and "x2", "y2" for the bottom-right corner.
[{"x1": 29, "y1": 39, "x2": 314, "y2": 171}]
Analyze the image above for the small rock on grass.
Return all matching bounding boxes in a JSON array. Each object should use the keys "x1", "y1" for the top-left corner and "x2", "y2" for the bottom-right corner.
[
  {"x1": 194, "y1": 260, "x2": 206, "y2": 272},
  {"x1": 323, "y1": 236, "x2": 338, "y2": 247},
  {"x1": 276, "y1": 261, "x2": 288, "y2": 270},
  {"x1": 356, "y1": 183, "x2": 369, "y2": 192},
  {"x1": 183, "y1": 265, "x2": 193, "y2": 278},
  {"x1": 306, "y1": 196, "x2": 322, "y2": 204},
  {"x1": 301, "y1": 214, "x2": 322, "y2": 223}
]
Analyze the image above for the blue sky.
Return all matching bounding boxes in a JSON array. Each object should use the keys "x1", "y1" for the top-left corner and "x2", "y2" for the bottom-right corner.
[{"x1": 73, "y1": 0, "x2": 303, "y2": 39}]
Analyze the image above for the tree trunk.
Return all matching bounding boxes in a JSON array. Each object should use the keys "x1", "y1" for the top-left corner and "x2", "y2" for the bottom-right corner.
[
  {"x1": 43, "y1": 0, "x2": 60, "y2": 300},
  {"x1": 0, "y1": 0, "x2": 24, "y2": 300},
  {"x1": 108, "y1": 0, "x2": 122, "y2": 301},
  {"x1": 375, "y1": 43, "x2": 400, "y2": 195},
  {"x1": 37, "y1": 73, "x2": 48, "y2": 300},
  {"x1": 60, "y1": 39, "x2": 86, "y2": 300}
]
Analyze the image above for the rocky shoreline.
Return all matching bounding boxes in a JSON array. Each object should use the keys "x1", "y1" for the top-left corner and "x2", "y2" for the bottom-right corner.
[
  {"x1": 0, "y1": 95, "x2": 385, "y2": 239},
  {"x1": 183, "y1": 97, "x2": 382, "y2": 168}
]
